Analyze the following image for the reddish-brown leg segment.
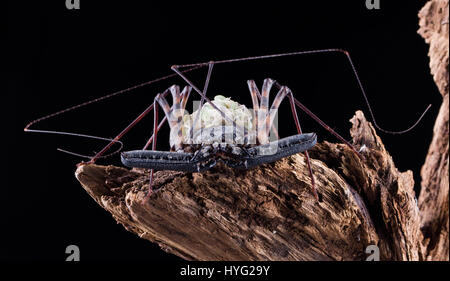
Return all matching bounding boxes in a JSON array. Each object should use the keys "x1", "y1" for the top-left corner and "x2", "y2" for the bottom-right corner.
[
  {"x1": 191, "y1": 62, "x2": 214, "y2": 138},
  {"x1": 87, "y1": 102, "x2": 158, "y2": 165},
  {"x1": 146, "y1": 96, "x2": 160, "y2": 199},
  {"x1": 286, "y1": 89, "x2": 319, "y2": 201},
  {"x1": 142, "y1": 116, "x2": 167, "y2": 150}
]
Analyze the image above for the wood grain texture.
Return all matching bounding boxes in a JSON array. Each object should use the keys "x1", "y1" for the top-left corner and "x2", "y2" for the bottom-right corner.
[
  {"x1": 417, "y1": 0, "x2": 449, "y2": 261},
  {"x1": 75, "y1": 111, "x2": 424, "y2": 260}
]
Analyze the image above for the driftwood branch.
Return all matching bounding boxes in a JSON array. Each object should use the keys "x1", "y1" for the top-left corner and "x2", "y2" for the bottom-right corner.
[
  {"x1": 74, "y1": 1, "x2": 449, "y2": 260},
  {"x1": 417, "y1": 0, "x2": 449, "y2": 261},
  {"x1": 76, "y1": 111, "x2": 424, "y2": 261}
]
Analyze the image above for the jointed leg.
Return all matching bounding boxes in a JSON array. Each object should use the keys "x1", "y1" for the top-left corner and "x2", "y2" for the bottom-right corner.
[
  {"x1": 277, "y1": 83, "x2": 362, "y2": 158},
  {"x1": 247, "y1": 79, "x2": 284, "y2": 145},
  {"x1": 172, "y1": 63, "x2": 247, "y2": 135},
  {"x1": 247, "y1": 80, "x2": 280, "y2": 142},
  {"x1": 191, "y1": 62, "x2": 214, "y2": 138},
  {"x1": 286, "y1": 89, "x2": 319, "y2": 201},
  {"x1": 267, "y1": 86, "x2": 288, "y2": 137},
  {"x1": 247, "y1": 80, "x2": 319, "y2": 200},
  {"x1": 88, "y1": 101, "x2": 160, "y2": 164},
  {"x1": 155, "y1": 86, "x2": 192, "y2": 151},
  {"x1": 47, "y1": 66, "x2": 202, "y2": 164},
  {"x1": 143, "y1": 85, "x2": 193, "y2": 199},
  {"x1": 26, "y1": 49, "x2": 430, "y2": 165},
  {"x1": 258, "y1": 79, "x2": 275, "y2": 144},
  {"x1": 247, "y1": 80, "x2": 260, "y2": 133},
  {"x1": 173, "y1": 49, "x2": 431, "y2": 137},
  {"x1": 142, "y1": 84, "x2": 192, "y2": 150},
  {"x1": 142, "y1": 115, "x2": 167, "y2": 150},
  {"x1": 146, "y1": 96, "x2": 160, "y2": 199}
]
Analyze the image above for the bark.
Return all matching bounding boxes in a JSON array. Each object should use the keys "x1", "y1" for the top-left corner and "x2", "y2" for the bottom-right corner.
[
  {"x1": 75, "y1": 111, "x2": 423, "y2": 260},
  {"x1": 417, "y1": 0, "x2": 449, "y2": 261}
]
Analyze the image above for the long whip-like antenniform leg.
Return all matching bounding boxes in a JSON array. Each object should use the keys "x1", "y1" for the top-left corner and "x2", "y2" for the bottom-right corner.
[
  {"x1": 174, "y1": 49, "x2": 431, "y2": 136},
  {"x1": 24, "y1": 49, "x2": 431, "y2": 162},
  {"x1": 24, "y1": 65, "x2": 203, "y2": 162},
  {"x1": 86, "y1": 88, "x2": 168, "y2": 164}
]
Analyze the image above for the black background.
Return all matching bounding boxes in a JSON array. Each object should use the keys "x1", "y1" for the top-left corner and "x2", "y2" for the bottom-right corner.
[{"x1": 6, "y1": 1, "x2": 442, "y2": 263}]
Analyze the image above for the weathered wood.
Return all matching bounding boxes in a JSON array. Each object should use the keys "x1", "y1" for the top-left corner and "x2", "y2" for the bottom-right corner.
[
  {"x1": 417, "y1": 0, "x2": 449, "y2": 261},
  {"x1": 76, "y1": 111, "x2": 425, "y2": 260},
  {"x1": 309, "y1": 112, "x2": 423, "y2": 261}
]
